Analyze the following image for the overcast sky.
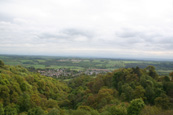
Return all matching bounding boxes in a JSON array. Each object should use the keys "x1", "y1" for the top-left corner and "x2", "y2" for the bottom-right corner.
[{"x1": 0, "y1": 0, "x2": 173, "y2": 60}]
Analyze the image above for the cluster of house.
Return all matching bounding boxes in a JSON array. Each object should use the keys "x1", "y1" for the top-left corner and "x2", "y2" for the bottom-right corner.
[
  {"x1": 84, "y1": 69, "x2": 111, "y2": 75},
  {"x1": 37, "y1": 68, "x2": 111, "y2": 78}
]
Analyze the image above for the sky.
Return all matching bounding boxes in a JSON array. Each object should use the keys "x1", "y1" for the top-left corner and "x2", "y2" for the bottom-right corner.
[{"x1": 0, "y1": 0, "x2": 173, "y2": 60}]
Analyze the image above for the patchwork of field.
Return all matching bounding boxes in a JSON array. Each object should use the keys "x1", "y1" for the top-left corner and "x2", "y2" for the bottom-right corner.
[{"x1": 0, "y1": 55, "x2": 172, "y2": 75}]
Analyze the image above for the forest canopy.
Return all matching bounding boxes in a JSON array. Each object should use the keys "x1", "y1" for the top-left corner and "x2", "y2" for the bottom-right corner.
[{"x1": 0, "y1": 60, "x2": 172, "y2": 115}]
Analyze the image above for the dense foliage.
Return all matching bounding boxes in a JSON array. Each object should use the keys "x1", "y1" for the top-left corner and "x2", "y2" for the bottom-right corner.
[{"x1": 0, "y1": 60, "x2": 173, "y2": 115}]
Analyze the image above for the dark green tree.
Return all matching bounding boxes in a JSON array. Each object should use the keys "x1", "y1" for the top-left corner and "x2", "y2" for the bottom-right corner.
[
  {"x1": 133, "y1": 85, "x2": 145, "y2": 99},
  {"x1": 146, "y1": 66, "x2": 158, "y2": 80},
  {"x1": 127, "y1": 98, "x2": 145, "y2": 115},
  {"x1": 109, "y1": 105, "x2": 127, "y2": 115},
  {"x1": 121, "y1": 84, "x2": 134, "y2": 101},
  {"x1": 0, "y1": 60, "x2": 4, "y2": 68},
  {"x1": 4, "y1": 104, "x2": 17, "y2": 115},
  {"x1": 47, "y1": 108, "x2": 60, "y2": 115},
  {"x1": 18, "y1": 93, "x2": 31, "y2": 112},
  {"x1": 28, "y1": 107, "x2": 45, "y2": 115},
  {"x1": 154, "y1": 94, "x2": 170, "y2": 109},
  {"x1": 0, "y1": 103, "x2": 4, "y2": 115}
]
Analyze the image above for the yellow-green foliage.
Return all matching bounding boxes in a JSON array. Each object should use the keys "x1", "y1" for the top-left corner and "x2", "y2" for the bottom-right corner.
[
  {"x1": 0, "y1": 60, "x2": 172, "y2": 115},
  {"x1": 140, "y1": 105, "x2": 173, "y2": 115},
  {"x1": 0, "y1": 63, "x2": 70, "y2": 114}
]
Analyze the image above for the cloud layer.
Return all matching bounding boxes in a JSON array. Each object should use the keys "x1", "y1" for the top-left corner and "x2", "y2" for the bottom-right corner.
[{"x1": 0, "y1": 0, "x2": 173, "y2": 59}]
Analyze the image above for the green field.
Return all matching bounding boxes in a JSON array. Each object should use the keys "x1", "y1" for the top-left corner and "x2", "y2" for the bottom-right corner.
[{"x1": 0, "y1": 55, "x2": 172, "y2": 75}]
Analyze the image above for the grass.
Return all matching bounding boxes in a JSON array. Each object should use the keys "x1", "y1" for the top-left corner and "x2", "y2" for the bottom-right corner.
[
  {"x1": 5, "y1": 62, "x2": 21, "y2": 65},
  {"x1": 157, "y1": 70, "x2": 173, "y2": 75},
  {"x1": 37, "y1": 59, "x2": 46, "y2": 63},
  {"x1": 0, "y1": 55, "x2": 172, "y2": 75},
  {"x1": 48, "y1": 65, "x2": 83, "y2": 70},
  {"x1": 20, "y1": 60, "x2": 33, "y2": 62},
  {"x1": 92, "y1": 60, "x2": 101, "y2": 63},
  {"x1": 82, "y1": 60, "x2": 90, "y2": 62},
  {"x1": 25, "y1": 64, "x2": 45, "y2": 68}
]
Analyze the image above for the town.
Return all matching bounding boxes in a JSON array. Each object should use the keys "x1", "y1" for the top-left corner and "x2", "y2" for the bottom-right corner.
[{"x1": 37, "y1": 68, "x2": 112, "y2": 79}]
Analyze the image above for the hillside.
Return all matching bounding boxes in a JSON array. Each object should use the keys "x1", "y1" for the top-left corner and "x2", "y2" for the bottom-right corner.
[{"x1": 0, "y1": 60, "x2": 173, "y2": 115}]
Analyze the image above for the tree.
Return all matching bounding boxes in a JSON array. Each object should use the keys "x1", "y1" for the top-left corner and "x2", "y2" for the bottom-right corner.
[
  {"x1": 4, "y1": 104, "x2": 17, "y2": 115},
  {"x1": 127, "y1": 98, "x2": 145, "y2": 115},
  {"x1": 163, "y1": 76, "x2": 170, "y2": 82},
  {"x1": 77, "y1": 106, "x2": 92, "y2": 111},
  {"x1": 46, "y1": 99, "x2": 59, "y2": 109},
  {"x1": 169, "y1": 72, "x2": 173, "y2": 81},
  {"x1": 121, "y1": 84, "x2": 134, "y2": 101},
  {"x1": 0, "y1": 85, "x2": 10, "y2": 105},
  {"x1": 154, "y1": 94, "x2": 170, "y2": 109},
  {"x1": 90, "y1": 109, "x2": 100, "y2": 115},
  {"x1": 163, "y1": 82, "x2": 173, "y2": 98},
  {"x1": 0, "y1": 103, "x2": 4, "y2": 115},
  {"x1": 0, "y1": 60, "x2": 4, "y2": 68},
  {"x1": 146, "y1": 66, "x2": 158, "y2": 80},
  {"x1": 113, "y1": 71, "x2": 124, "y2": 89},
  {"x1": 47, "y1": 108, "x2": 60, "y2": 115},
  {"x1": 31, "y1": 94, "x2": 41, "y2": 107},
  {"x1": 10, "y1": 92, "x2": 19, "y2": 103},
  {"x1": 145, "y1": 86, "x2": 155, "y2": 104},
  {"x1": 100, "y1": 111, "x2": 111, "y2": 115},
  {"x1": 97, "y1": 88, "x2": 114, "y2": 107},
  {"x1": 77, "y1": 106, "x2": 100, "y2": 115},
  {"x1": 71, "y1": 109, "x2": 90, "y2": 115},
  {"x1": 132, "y1": 66, "x2": 142, "y2": 77},
  {"x1": 109, "y1": 105, "x2": 127, "y2": 115},
  {"x1": 18, "y1": 93, "x2": 31, "y2": 112},
  {"x1": 133, "y1": 85, "x2": 145, "y2": 99},
  {"x1": 20, "y1": 82, "x2": 30, "y2": 92},
  {"x1": 28, "y1": 107, "x2": 45, "y2": 115}
]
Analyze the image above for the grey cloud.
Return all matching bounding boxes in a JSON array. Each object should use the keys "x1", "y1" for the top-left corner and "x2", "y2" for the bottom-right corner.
[
  {"x1": 62, "y1": 28, "x2": 94, "y2": 38},
  {"x1": 158, "y1": 37, "x2": 173, "y2": 44},
  {"x1": 116, "y1": 31, "x2": 141, "y2": 38},
  {"x1": 116, "y1": 29, "x2": 161, "y2": 42},
  {"x1": 117, "y1": 29, "x2": 162, "y2": 42},
  {"x1": 112, "y1": 28, "x2": 173, "y2": 51},
  {"x1": 38, "y1": 33, "x2": 67, "y2": 40},
  {"x1": 38, "y1": 28, "x2": 94, "y2": 42},
  {"x1": 0, "y1": 13, "x2": 13, "y2": 22}
]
